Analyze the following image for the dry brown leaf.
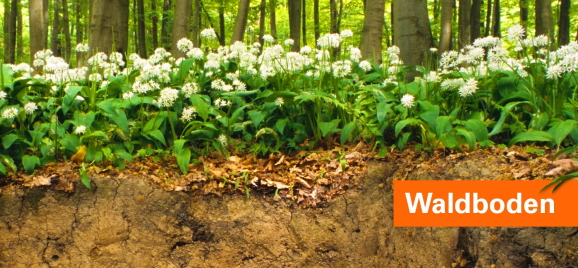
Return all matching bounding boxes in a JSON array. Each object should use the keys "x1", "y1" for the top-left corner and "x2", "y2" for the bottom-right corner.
[{"x1": 545, "y1": 159, "x2": 578, "y2": 177}]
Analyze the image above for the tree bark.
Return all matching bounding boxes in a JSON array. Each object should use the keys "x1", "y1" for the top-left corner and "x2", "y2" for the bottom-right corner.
[
  {"x1": 535, "y1": 0, "x2": 552, "y2": 39},
  {"x1": 89, "y1": 0, "x2": 130, "y2": 55},
  {"x1": 491, "y1": 0, "x2": 500, "y2": 37},
  {"x1": 191, "y1": 0, "x2": 200, "y2": 46},
  {"x1": 392, "y1": 0, "x2": 433, "y2": 66},
  {"x1": 51, "y1": 0, "x2": 62, "y2": 56},
  {"x1": 171, "y1": 0, "x2": 191, "y2": 57},
  {"x1": 270, "y1": 0, "x2": 277, "y2": 38},
  {"x1": 484, "y1": 0, "x2": 491, "y2": 36},
  {"x1": 75, "y1": 0, "x2": 83, "y2": 66},
  {"x1": 519, "y1": 0, "x2": 528, "y2": 31},
  {"x1": 231, "y1": 0, "x2": 251, "y2": 43},
  {"x1": 557, "y1": 0, "x2": 570, "y2": 46},
  {"x1": 62, "y1": 0, "x2": 72, "y2": 62},
  {"x1": 301, "y1": 0, "x2": 307, "y2": 46},
  {"x1": 3, "y1": 0, "x2": 17, "y2": 63},
  {"x1": 313, "y1": 0, "x2": 320, "y2": 41},
  {"x1": 161, "y1": 0, "x2": 172, "y2": 50},
  {"x1": 43, "y1": 0, "x2": 49, "y2": 48},
  {"x1": 287, "y1": 0, "x2": 301, "y2": 51},
  {"x1": 17, "y1": 0, "x2": 23, "y2": 61},
  {"x1": 219, "y1": 2, "x2": 226, "y2": 45},
  {"x1": 29, "y1": 0, "x2": 46, "y2": 62},
  {"x1": 330, "y1": 0, "x2": 338, "y2": 33},
  {"x1": 458, "y1": 0, "x2": 471, "y2": 48},
  {"x1": 259, "y1": 0, "x2": 267, "y2": 47},
  {"x1": 137, "y1": 0, "x2": 147, "y2": 57},
  {"x1": 439, "y1": 0, "x2": 453, "y2": 53},
  {"x1": 359, "y1": 0, "x2": 386, "y2": 63},
  {"x1": 470, "y1": 0, "x2": 481, "y2": 41}
]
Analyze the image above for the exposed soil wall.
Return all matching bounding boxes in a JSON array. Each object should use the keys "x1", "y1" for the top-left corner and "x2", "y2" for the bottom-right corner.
[{"x1": 1, "y1": 158, "x2": 577, "y2": 267}]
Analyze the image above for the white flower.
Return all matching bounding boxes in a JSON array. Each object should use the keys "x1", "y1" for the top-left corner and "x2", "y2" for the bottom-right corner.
[
  {"x1": 1, "y1": 107, "x2": 19, "y2": 119},
  {"x1": 507, "y1": 25, "x2": 525, "y2": 42},
  {"x1": 75, "y1": 96, "x2": 85, "y2": 102},
  {"x1": 186, "y1": 47, "x2": 204, "y2": 59},
  {"x1": 340, "y1": 29, "x2": 353, "y2": 38},
  {"x1": 317, "y1": 33, "x2": 341, "y2": 49},
  {"x1": 232, "y1": 79, "x2": 246, "y2": 91},
  {"x1": 122, "y1": 92, "x2": 134, "y2": 99},
  {"x1": 263, "y1": 34, "x2": 275, "y2": 43},
  {"x1": 181, "y1": 107, "x2": 197, "y2": 122},
  {"x1": 387, "y1": 46, "x2": 401, "y2": 55},
  {"x1": 441, "y1": 78, "x2": 465, "y2": 90},
  {"x1": 155, "y1": 87, "x2": 180, "y2": 107},
  {"x1": 359, "y1": 61, "x2": 372, "y2": 72},
  {"x1": 177, "y1": 38, "x2": 194, "y2": 53},
  {"x1": 74, "y1": 125, "x2": 87, "y2": 135},
  {"x1": 284, "y1": 39, "x2": 295, "y2": 47},
  {"x1": 349, "y1": 47, "x2": 362, "y2": 62},
  {"x1": 274, "y1": 97, "x2": 284, "y2": 107},
  {"x1": 182, "y1": 83, "x2": 200, "y2": 97},
  {"x1": 546, "y1": 65, "x2": 563, "y2": 79},
  {"x1": 458, "y1": 78, "x2": 478, "y2": 97},
  {"x1": 400, "y1": 94, "x2": 415, "y2": 108},
  {"x1": 473, "y1": 36, "x2": 502, "y2": 48},
  {"x1": 332, "y1": 60, "x2": 352, "y2": 77},
  {"x1": 0, "y1": 91, "x2": 7, "y2": 100},
  {"x1": 75, "y1": 43, "x2": 89, "y2": 52},
  {"x1": 218, "y1": 134, "x2": 227, "y2": 145},
  {"x1": 24, "y1": 102, "x2": 38, "y2": 115},
  {"x1": 425, "y1": 71, "x2": 440, "y2": 83},
  {"x1": 88, "y1": 73, "x2": 103, "y2": 82},
  {"x1": 533, "y1": 35, "x2": 549, "y2": 47},
  {"x1": 211, "y1": 79, "x2": 227, "y2": 90},
  {"x1": 214, "y1": 98, "x2": 231, "y2": 107},
  {"x1": 201, "y1": 28, "x2": 217, "y2": 40},
  {"x1": 429, "y1": 47, "x2": 438, "y2": 52},
  {"x1": 300, "y1": 46, "x2": 312, "y2": 54}
]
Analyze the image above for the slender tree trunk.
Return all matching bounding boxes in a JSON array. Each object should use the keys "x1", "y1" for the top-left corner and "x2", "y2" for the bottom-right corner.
[
  {"x1": 557, "y1": 0, "x2": 570, "y2": 46},
  {"x1": 30, "y1": 0, "x2": 46, "y2": 62},
  {"x1": 287, "y1": 0, "x2": 301, "y2": 51},
  {"x1": 259, "y1": 0, "x2": 267, "y2": 46},
  {"x1": 491, "y1": 0, "x2": 500, "y2": 37},
  {"x1": 62, "y1": 0, "x2": 72, "y2": 62},
  {"x1": 458, "y1": 0, "x2": 471, "y2": 48},
  {"x1": 172, "y1": 0, "x2": 191, "y2": 57},
  {"x1": 439, "y1": 0, "x2": 453, "y2": 53},
  {"x1": 161, "y1": 0, "x2": 172, "y2": 50},
  {"x1": 359, "y1": 0, "x2": 386, "y2": 63},
  {"x1": 270, "y1": 0, "x2": 277, "y2": 38},
  {"x1": 51, "y1": 0, "x2": 62, "y2": 56},
  {"x1": 470, "y1": 0, "x2": 481, "y2": 41},
  {"x1": 75, "y1": 0, "x2": 83, "y2": 66},
  {"x1": 43, "y1": 0, "x2": 49, "y2": 48},
  {"x1": 535, "y1": 0, "x2": 552, "y2": 40},
  {"x1": 219, "y1": 2, "x2": 226, "y2": 45},
  {"x1": 393, "y1": 0, "x2": 433, "y2": 66},
  {"x1": 484, "y1": 0, "x2": 491, "y2": 36},
  {"x1": 17, "y1": 0, "x2": 23, "y2": 61},
  {"x1": 89, "y1": 0, "x2": 130, "y2": 55},
  {"x1": 520, "y1": 0, "x2": 528, "y2": 30},
  {"x1": 191, "y1": 0, "x2": 200, "y2": 46},
  {"x1": 330, "y1": 0, "x2": 338, "y2": 33},
  {"x1": 3, "y1": 0, "x2": 17, "y2": 63},
  {"x1": 313, "y1": 0, "x2": 320, "y2": 41},
  {"x1": 151, "y1": 0, "x2": 159, "y2": 49},
  {"x1": 301, "y1": 0, "x2": 307, "y2": 46},
  {"x1": 137, "y1": 0, "x2": 147, "y2": 57},
  {"x1": 231, "y1": 0, "x2": 251, "y2": 43}
]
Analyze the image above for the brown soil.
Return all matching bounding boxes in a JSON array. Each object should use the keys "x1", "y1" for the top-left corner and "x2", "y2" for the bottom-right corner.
[{"x1": 1, "y1": 146, "x2": 578, "y2": 267}]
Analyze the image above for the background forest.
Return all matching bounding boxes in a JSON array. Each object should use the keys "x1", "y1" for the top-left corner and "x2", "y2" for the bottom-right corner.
[{"x1": 2, "y1": 0, "x2": 578, "y2": 65}]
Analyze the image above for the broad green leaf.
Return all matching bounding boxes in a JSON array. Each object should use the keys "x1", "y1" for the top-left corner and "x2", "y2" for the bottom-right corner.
[
  {"x1": 146, "y1": 129, "x2": 167, "y2": 145},
  {"x1": 190, "y1": 95, "x2": 209, "y2": 121},
  {"x1": 395, "y1": 118, "x2": 421, "y2": 137},
  {"x1": 0, "y1": 154, "x2": 17, "y2": 173},
  {"x1": 377, "y1": 102, "x2": 393, "y2": 124},
  {"x1": 80, "y1": 163, "x2": 91, "y2": 189},
  {"x1": 248, "y1": 110, "x2": 267, "y2": 128},
  {"x1": 62, "y1": 86, "x2": 83, "y2": 115},
  {"x1": 440, "y1": 133, "x2": 459, "y2": 148},
  {"x1": 508, "y1": 130, "x2": 554, "y2": 146},
  {"x1": 435, "y1": 116, "x2": 453, "y2": 137},
  {"x1": 418, "y1": 101, "x2": 440, "y2": 129},
  {"x1": 275, "y1": 119, "x2": 288, "y2": 134},
  {"x1": 455, "y1": 127, "x2": 476, "y2": 151},
  {"x1": 173, "y1": 139, "x2": 187, "y2": 155},
  {"x1": 340, "y1": 121, "x2": 357, "y2": 145},
  {"x1": 319, "y1": 119, "x2": 341, "y2": 137},
  {"x1": 114, "y1": 149, "x2": 134, "y2": 162},
  {"x1": 529, "y1": 112, "x2": 549, "y2": 131},
  {"x1": 2, "y1": 134, "x2": 19, "y2": 149},
  {"x1": 0, "y1": 162, "x2": 6, "y2": 175},
  {"x1": 60, "y1": 134, "x2": 80, "y2": 152},
  {"x1": 176, "y1": 147, "x2": 191, "y2": 174},
  {"x1": 86, "y1": 131, "x2": 109, "y2": 142},
  {"x1": 22, "y1": 155, "x2": 40, "y2": 174},
  {"x1": 549, "y1": 120, "x2": 576, "y2": 147},
  {"x1": 177, "y1": 58, "x2": 195, "y2": 83},
  {"x1": 2, "y1": 64, "x2": 14, "y2": 87},
  {"x1": 222, "y1": 89, "x2": 260, "y2": 97},
  {"x1": 464, "y1": 119, "x2": 489, "y2": 141},
  {"x1": 143, "y1": 112, "x2": 167, "y2": 133},
  {"x1": 102, "y1": 147, "x2": 113, "y2": 161}
]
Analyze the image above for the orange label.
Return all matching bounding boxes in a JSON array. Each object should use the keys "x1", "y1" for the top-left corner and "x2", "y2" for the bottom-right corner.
[{"x1": 393, "y1": 180, "x2": 578, "y2": 227}]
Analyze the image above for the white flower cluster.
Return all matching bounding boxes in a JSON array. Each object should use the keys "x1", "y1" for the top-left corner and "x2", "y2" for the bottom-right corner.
[
  {"x1": 201, "y1": 28, "x2": 217, "y2": 40},
  {"x1": 181, "y1": 107, "x2": 197, "y2": 122},
  {"x1": 1, "y1": 107, "x2": 19, "y2": 119},
  {"x1": 155, "y1": 87, "x2": 180, "y2": 107},
  {"x1": 76, "y1": 43, "x2": 90, "y2": 53}
]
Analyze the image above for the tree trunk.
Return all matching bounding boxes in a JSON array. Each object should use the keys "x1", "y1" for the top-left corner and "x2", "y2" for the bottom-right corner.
[
  {"x1": 359, "y1": 0, "x2": 386, "y2": 63},
  {"x1": 75, "y1": 0, "x2": 83, "y2": 66},
  {"x1": 535, "y1": 0, "x2": 552, "y2": 39},
  {"x1": 557, "y1": 0, "x2": 570, "y2": 46},
  {"x1": 161, "y1": 0, "x2": 172, "y2": 50},
  {"x1": 17, "y1": 0, "x2": 23, "y2": 61},
  {"x1": 270, "y1": 0, "x2": 277, "y2": 38},
  {"x1": 301, "y1": 0, "x2": 307, "y2": 46},
  {"x1": 137, "y1": 0, "x2": 147, "y2": 57},
  {"x1": 30, "y1": 0, "x2": 46, "y2": 62},
  {"x1": 491, "y1": 0, "x2": 500, "y2": 37},
  {"x1": 484, "y1": 0, "x2": 491, "y2": 36},
  {"x1": 259, "y1": 0, "x2": 267, "y2": 47},
  {"x1": 519, "y1": 0, "x2": 528, "y2": 31},
  {"x1": 89, "y1": 0, "x2": 130, "y2": 55},
  {"x1": 231, "y1": 0, "x2": 251, "y2": 43},
  {"x1": 191, "y1": 0, "x2": 200, "y2": 46},
  {"x1": 330, "y1": 0, "x2": 338, "y2": 33},
  {"x1": 458, "y1": 0, "x2": 471, "y2": 48},
  {"x1": 470, "y1": 0, "x2": 481, "y2": 41},
  {"x1": 62, "y1": 0, "x2": 72, "y2": 62},
  {"x1": 287, "y1": 0, "x2": 301, "y2": 51},
  {"x1": 313, "y1": 0, "x2": 320, "y2": 41},
  {"x1": 51, "y1": 0, "x2": 62, "y2": 56},
  {"x1": 3, "y1": 0, "x2": 17, "y2": 63},
  {"x1": 219, "y1": 2, "x2": 226, "y2": 45},
  {"x1": 393, "y1": 0, "x2": 433, "y2": 66},
  {"x1": 172, "y1": 0, "x2": 191, "y2": 57},
  {"x1": 439, "y1": 0, "x2": 453, "y2": 53}
]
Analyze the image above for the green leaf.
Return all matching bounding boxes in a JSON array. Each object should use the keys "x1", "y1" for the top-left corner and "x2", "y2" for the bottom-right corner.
[
  {"x1": 377, "y1": 102, "x2": 393, "y2": 124},
  {"x1": 435, "y1": 116, "x2": 453, "y2": 137},
  {"x1": 62, "y1": 86, "x2": 83, "y2": 115},
  {"x1": 22, "y1": 155, "x2": 40, "y2": 174},
  {"x1": 0, "y1": 154, "x2": 17, "y2": 173},
  {"x1": 86, "y1": 131, "x2": 109, "y2": 142},
  {"x1": 418, "y1": 101, "x2": 440, "y2": 129},
  {"x1": 395, "y1": 118, "x2": 421, "y2": 137},
  {"x1": 143, "y1": 112, "x2": 167, "y2": 133},
  {"x1": 0, "y1": 162, "x2": 6, "y2": 175},
  {"x1": 340, "y1": 121, "x2": 357, "y2": 145},
  {"x1": 173, "y1": 139, "x2": 187, "y2": 155},
  {"x1": 190, "y1": 95, "x2": 209, "y2": 121},
  {"x1": 80, "y1": 163, "x2": 91, "y2": 189},
  {"x1": 464, "y1": 119, "x2": 489, "y2": 142},
  {"x1": 2, "y1": 64, "x2": 14, "y2": 87},
  {"x1": 60, "y1": 134, "x2": 80, "y2": 152},
  {"x1": 176, "y1": 147, "x2": 191, "y2": 174},
  {"x1": 508, "y1": 130, "x2": 554, "y2": 146},
  {"x1": 319, "y1": 119, "x2": 341, "y2": 137},
  {"x1": 440, "y1": 133, "x2": 459, "y2": 148},
  {"x1": 549, "y1": 120, "x2": 576, "y2": 147},
  {"x1": 2, "y1": 134, "x2": 19, "y2": 149},
  {"x1": 221, "y1": 89, "x2": 260, "y2": 97},
  {"x1": 177, "y1": 58, "x2": 195, "y2": 83},
  {"x1": 455, "y1": 127, "x2": 476, "y2": 151},
  {"x1": 248, "y1": 110, "x2": 267, "y2": 128},
  {"x1": 114, "y1": 149, "x2": 134, "y2": 162},
  {"x1": 146, "y1": 129, "x2": 167, "y2": 145},
  {"x1": 102, "y1": 147, "x2": 113, "y2": 161},
  {"x1": 275, "y1": 119, "x2": 288, "y2": 134},
  {"x1": 541, "y1": 171, "x2": 578, "y2": 193}
]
